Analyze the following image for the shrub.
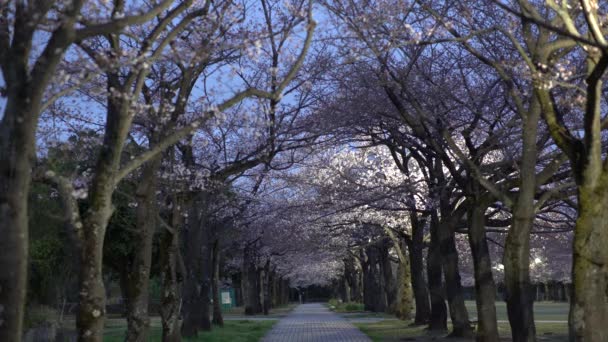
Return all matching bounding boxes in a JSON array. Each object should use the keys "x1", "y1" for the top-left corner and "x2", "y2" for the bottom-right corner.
[{"x1": 344, "y1": 302, "x2": 364, "y2": 312}]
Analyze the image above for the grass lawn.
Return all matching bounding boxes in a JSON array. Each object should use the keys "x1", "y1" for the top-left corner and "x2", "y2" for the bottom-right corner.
[
  {"x1": 354, "y1": 320, "x2": 568, "y2": 342},
  {"x1": 352, "y1": 301, "x2": 569, "y2": 341},
  {"x1": 103, "y1": 320, "x2": 277, "y2": 342},
  {"x1": 326, "y1": 299, "x2": 366, "y2": 313},
  {"x1": 464, "y1": 301, "x2": 568, "y2": 322}
]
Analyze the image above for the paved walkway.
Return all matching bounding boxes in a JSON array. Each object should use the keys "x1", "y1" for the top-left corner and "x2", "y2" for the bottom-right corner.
[{"x1": 261, "y1": 303, "x2": 371, "y2": 342}]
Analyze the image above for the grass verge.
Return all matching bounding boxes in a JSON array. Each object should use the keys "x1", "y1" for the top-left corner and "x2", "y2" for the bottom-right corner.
[
  {"x1": 354, "y1": 320, "x2": 568, "y2": 342},
  {"x1": 103, "y1": 320, "x2": 277, "y2": 342},
  {"x1": 327, "y1": 299, "x2": 365, "y2": 312}
]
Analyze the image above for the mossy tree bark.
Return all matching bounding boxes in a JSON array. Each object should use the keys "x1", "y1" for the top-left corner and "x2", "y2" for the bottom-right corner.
[
  {"x1": 568, "y1": 187, "x2": 608, "y2": 341},
  {"x1": 536, "y1": 34, "x2": 608, "y2": 340}
]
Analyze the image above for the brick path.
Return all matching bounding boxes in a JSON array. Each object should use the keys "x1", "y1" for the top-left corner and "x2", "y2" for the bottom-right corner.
[{"x1": 261, "y1": 303, "x2": 371, "y2": 342}]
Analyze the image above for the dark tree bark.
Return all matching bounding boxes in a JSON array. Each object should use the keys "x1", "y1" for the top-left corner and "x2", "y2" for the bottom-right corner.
[
  {"x1": 438, "y1": 207, "x2": 473, "y2": 338},
  {"x1": 198, "y1": 228, "x2": 213, "y2": 331},
  {"x1": 0, "y1": 105, "x2": 34, "y2": 342},
  {"x1": 407, "y1": 215, "x2": 431, "y2": 325},
  {"x1": 263, "y1": 260, "x2": 272, "y2": 315},
  {"x1": 344, "y1": 257, "x2": 360, "y2": 302},
  {"x1": 0, "y1": 6, "x2": 84, "y2": 339},
  {"x1": 380, "y1": 241, "x2": 397, "y2": 312},
  {"x1": 124, "y1": 155, "x2": 161, "y2": 342},
  {"x1": 467, "y1": 195, "x2": 499, "y2": 342},
  {"x1": 243, "y1": 244, "x2": 262, "y2": 315},
  {"x1": 211, "y1": 239, "x2": 224, "y2": 326},
  {"x1": 77, "y1": 102, "x2": 129, "y2": 341},
  {"x1": 181, "y1": 201, "x2": 207, "y2": 336},
  {"x1": 362, "y1": 246, "x2": 386, "y2": 312},
  {"x1": 427, "y1": 213, "x2": 448, "y2": 332},
  {"x1": 502, "y1": 95, "x2": 542, "y2": 342},
  {"x1": 159, "y1": 196, "x2": 184, "y2": 342}
]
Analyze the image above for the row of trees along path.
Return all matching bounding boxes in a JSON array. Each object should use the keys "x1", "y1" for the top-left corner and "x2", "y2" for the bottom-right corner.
[{"x1": 1, "y1": 1, "x2": 607, "y2": 342}]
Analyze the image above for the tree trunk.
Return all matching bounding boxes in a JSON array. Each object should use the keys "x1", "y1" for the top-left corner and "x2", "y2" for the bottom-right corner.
[
  {"x1": 77, "y1": 171, "x2": 117, "y2": 341},
  {"x1": 344, "y1": 257, "x2": 360, "y2": 302},
  {"x1": 0, "y1": 103, "x2": 35, "y2": 342},
  {"x1": 467, "y1": 198, "x2": 499, "y2": 342},
  {"x1": 160, "y1": 196, "x2": 184, "y2": 342},
  {"x1": 211, "y1": 239, "x2": 224, "y2": 326},
  {"x1": 125, "y1": 156, "x2": 161, "y2": 342},
  {"x1": 380, "y1": 241, "x2": 398, "y2": 312},
  {"x1": 76, "y1": 83, "x2": 142, "y2": 341},
  {"x1": 408, "y1": 217, "x2": 431, "y2": 325},
  {"x1": 569, "y1": 188, "x2": 608, "y2": 342},
  {"x1": 243, "y1": 245, "x2": 262, "y2": 315},
  {"x1": 438, "y1": 213, "x2": 473, "y2": 338},
  {"x1": 362, "y1": 246, "x2": 386, "y2": 312},
  {"x1": 181, "y1": 206, "x2": 204, "y2": 337},
  {"x1": 504, "y1": 203, "x2": 536, "y2": 342},
  {"x1": 197, "y1": 229, "x2": 212, "y2": 331},
  {"x1": 427, "y1": 213, "x2": 448, "y2": 331},
  {"x1": 263, "y1": 260, "x2": 272, "y2": 315},
  {"x1": 159, "y1": 228, "x2": 182, "y2": 342},
  {"x1": 394, "y1": 239, "x2": 414, "y2": 320},
  {"x1": 282, "y1": 278, "x2": 290, "y2": 305},
  {"x1": 503, "y1": 96, "x2": 541, "y2": 342},
  {"x1": 0, "y1": 22, "x2": 76, "y2": 338}
]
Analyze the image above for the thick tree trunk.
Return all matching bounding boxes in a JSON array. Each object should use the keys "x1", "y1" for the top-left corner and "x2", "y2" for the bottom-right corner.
[
  {"x1": 273, "y1": 274, "x2": 280, "y2": 307},
  {"x1": 438, "y1": 214, "x2": 473, "y2": 338},
  {"x1": 569, "y1": 188, "x2": 608, "y2": 342},
  {"x1": 124, "y1": 156, "x2": 161, "y2": 342},
  {"x1": 160, "y1": 197, "x2": 184, "y2": 342},
  {"x1": 407, "y1": 218, "x2": 431, "y2": 325},
  {"x1": 181, "y1": 207, "x2": 204, "y2": 337},
  {"x1": 0, "y1": 22, "x2": 76, "y2": 338},
  {"x1": 77, "y1": 215, "x2": 111, "y2": 341},
  {"x1": 504, "y1": 204, "x2": 536, "y2": 342},
  {"x1": 77, "y1": 170, "x2": 117, "y2": 341},
  {"x1": 243, "y1": 245, "x2": 262, "y2": 315},
  {"x1": 380, "y1": 241, "x2": 398, "y2": 312},
  {"x1": 211, "y1": 239, "x2": 224, "y2": 326},
  {"x1": 394, "y1": 239, "x2": 414, "y2": 320},
  {"x1": 282, "y1": 278, "x2": 290, "y2": 305},
  {"x1": 197, "y1": 230, "x2": 212, "y2": 331},
  {"x1": 159, "y1": 228, "x2": 182, "y2": 342},
  {"x1": 427, "y1": 213, "x2": 447, "y2": 331},
  {"x1": 503, "y1": 97, "x2": 540, "y2": 342},
  {"x1": 0, "y1": 103, "x2": 36, "y2": 342},
  {"x1": 77, "y1": 84, "x2": 141, "y2": 341},
  {"x1": 362, "y1": 246, "x2": 387, "y2": 312},
  {"x1": 263, "y1": 260, "x2": 272, "y2": 315},
  {"x1": 344, "y1": 257, "x2": 360, "y2": 302},
  {"x1": 468, "y1": 199, "x2": 499, "y2": 342}
]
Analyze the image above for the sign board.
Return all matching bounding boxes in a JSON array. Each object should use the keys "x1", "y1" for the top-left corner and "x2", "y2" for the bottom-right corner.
[{"x1": 221, "y1": 291, "x2": 232, "y2": 304}]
